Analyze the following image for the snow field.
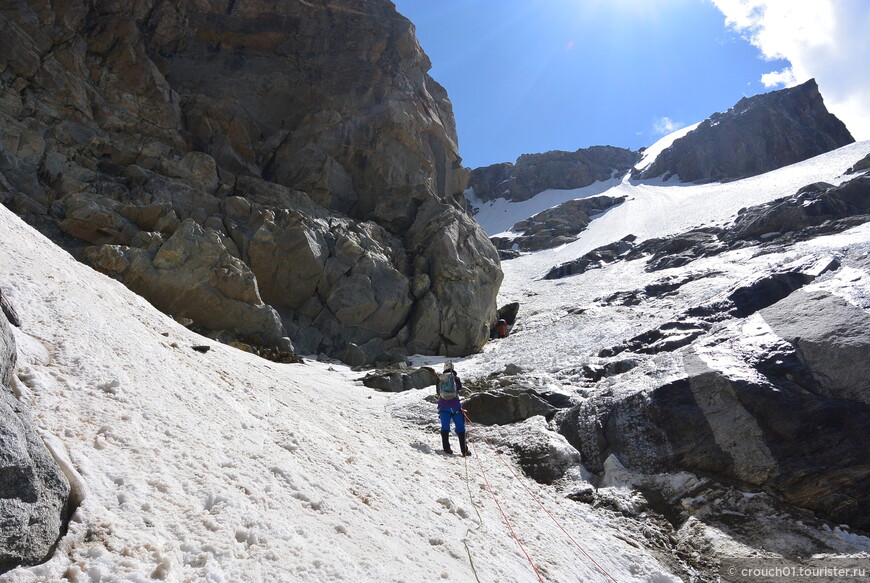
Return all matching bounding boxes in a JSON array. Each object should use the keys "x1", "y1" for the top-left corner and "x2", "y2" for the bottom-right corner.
[{"x1": 0, "y1": 204, "x2": 678, "y2": 582}]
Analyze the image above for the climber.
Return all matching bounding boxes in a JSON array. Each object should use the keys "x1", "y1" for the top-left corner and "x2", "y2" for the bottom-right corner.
[{"x1": 436, "y1": 362, "x2": 470, "y2": 456}]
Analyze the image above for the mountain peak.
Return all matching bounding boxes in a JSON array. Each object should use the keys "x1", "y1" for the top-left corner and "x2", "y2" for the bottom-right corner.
[{"x1": 634, "y1": 79, "x2": 855, "y2": 183}]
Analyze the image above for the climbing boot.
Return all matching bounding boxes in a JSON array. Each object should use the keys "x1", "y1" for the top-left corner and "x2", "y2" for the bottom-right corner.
[
  {"x1": 458, "y1": 432, "x2": 471, "y2": 457},
  {"x1": 441, "y1": 430, "x2": 453, "y2": 454}
]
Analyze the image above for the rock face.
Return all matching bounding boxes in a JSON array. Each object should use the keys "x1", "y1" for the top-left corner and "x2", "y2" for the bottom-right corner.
[
  {"x1": 1, "y1": 295, "x2": 71, "y2": 572},
  {"x1": 559, "y1": 316, "x2": 870, "y2": 531},
  {"x1": 762, "y1": 289, "x2": 870, "y2": 406},
  {"x1": 0, "y1": 0, "x2": 502, "y2": 364},
  {"x1": 634, "y1": 79, "x2": 854, "y2": 183},
  {"x1": 469, "y1": 146, "x2": 639, "y2": 203}
]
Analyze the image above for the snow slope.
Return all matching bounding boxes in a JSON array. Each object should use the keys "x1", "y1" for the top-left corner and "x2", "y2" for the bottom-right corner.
[
  {"x1": 0, "y1": 207, "x2": 677, "y2": 581},
  {"x1": 467, "y1": 177, "x2": 625, "y2": 238},
  {"x1": 3, "y1": 138, "x2": 870, "y2": 583},
  {"x1": 466, "y1": 140, "x2": 870, "y2": 378}
]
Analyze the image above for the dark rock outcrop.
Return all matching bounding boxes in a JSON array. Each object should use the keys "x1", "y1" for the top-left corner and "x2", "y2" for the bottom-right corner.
[
  {"x1": 491, "y1": 194, "x2": 626, "y2": 252},
  {"x1": 558, "y1": 286, "x2": 870, "y2": 531},
  {"x1": 1, "y1": 296, "x2": 71, "y2": 573},
  {"x1": 544, "y1": 235, "x2": 636, "y2": 279},
  {"x1": 847, "y1": 153, "x2": 870, "y2": 174},
  {"x1": 470, "y1": 146, "x2": 639, "y2": 203},
  {"x1": 601, "y1": 262, "x2": 833, "y2": 359},
  {"x1": 0, "y1": 0, "x2": 502, "y2": 364},
  {"x1": 361, "y1": 366, "x2": 439, "y2": 393},
  {"x1": 599, "y1": 319, "x2": 711, "y2": 358},
  {"x1": 634, "y1": 79, "x2": 854, "y2": 183},
  {"x1": 0, "y1": 288, "x2": 20, "y2": 328},
  {"x1": 496, "y1": 302, "x2": 520, "y2": 327},
  {"x1": 463, "y1": 388, "x2": 556, "y2": 426},
  {"x1": 725, "y1": 175, "x2": 870, "y2": 243}
]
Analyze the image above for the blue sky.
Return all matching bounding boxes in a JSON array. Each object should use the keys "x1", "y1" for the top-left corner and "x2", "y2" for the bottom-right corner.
[{"x1": 391, "y1": 0, "x2": 868, "y2": 170}]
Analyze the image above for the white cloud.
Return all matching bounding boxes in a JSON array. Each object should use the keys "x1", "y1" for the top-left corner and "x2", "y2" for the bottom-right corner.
[
  {"x1": 711, "y1": 0, "x2": 870, "y2": 140},
  {"x1": 760, "y1": 67, "x2": 796, "y2": 88},
  {"x1": 653, "y1": 116, "x2": 684, "y2": 135}
]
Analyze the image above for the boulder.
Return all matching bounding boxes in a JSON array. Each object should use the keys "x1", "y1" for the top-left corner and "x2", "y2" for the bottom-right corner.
[
  {"x1": 0, "y1": 299, "x2": 71, "y2": 573},
  {"x1": 463, "y1": 388, "x2": 556, "y2": 426},
  {"x1": 489, "y1": 416, "x2": 583, "y2": 484},
  {"x1": 85, "y1": 219, "x2": 285, "y2": 345},
  {"x1": 761, "y1": 289, "x2": 870, "y2": 405},
  {"x1": 635, "y1": 79, "x2": 854, "y2": 183},
  {"x1": 496, "y1": 302, "x2": 520, "y2": 327},
  {"x1": 361, "y1": 366, "x2": 438, "y2": 392}
]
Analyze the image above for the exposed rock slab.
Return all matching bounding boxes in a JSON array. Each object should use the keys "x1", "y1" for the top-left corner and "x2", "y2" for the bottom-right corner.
[
  {"x1": 762, "y1": 289, "x2": 870, "y2": 405},
  {"x1": 558, "y1": 307, "x2": 870, "y2": 531}
]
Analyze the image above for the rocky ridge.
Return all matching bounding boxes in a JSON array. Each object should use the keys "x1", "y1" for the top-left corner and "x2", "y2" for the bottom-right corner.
[
  {"x1": 634, "y1": 79, "x2": 854, "y2": 183},
  {"x1": 468, "y1": 145, "x2": 639, "y2": 203},
  {"x1": 0, "y1": 0, "x2": 502, "y2": 365}
]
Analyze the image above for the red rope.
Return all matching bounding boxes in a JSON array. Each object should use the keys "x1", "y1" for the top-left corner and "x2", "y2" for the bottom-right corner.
[
  {"x1": 468, "y1": 437, "x2": 547, "y2": 583},
  {"x1": 464, "y1": 411, "x2": 619, "y2": 583}
]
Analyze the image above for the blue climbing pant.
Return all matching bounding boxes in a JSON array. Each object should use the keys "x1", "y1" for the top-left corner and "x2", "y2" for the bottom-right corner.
[{"x1": 439, "y1": 408, "x2": 465, "y2": 433}]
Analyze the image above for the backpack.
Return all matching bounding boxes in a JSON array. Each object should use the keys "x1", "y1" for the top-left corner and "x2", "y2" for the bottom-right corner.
[{"x1": 437, "y1": 372, "x2": 458, "y2": 400}]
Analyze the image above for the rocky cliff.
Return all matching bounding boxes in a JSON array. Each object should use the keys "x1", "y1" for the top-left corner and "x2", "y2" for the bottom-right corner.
[
  {"x1": 634, "y1": 79, "x2": 854, "y2": 183},
  {"x1": 469, "y1": 145, "x2": 639, "y2": 203},
  {"x1": 0, "y1": 0, "x2": 502, "y2": 364}
]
